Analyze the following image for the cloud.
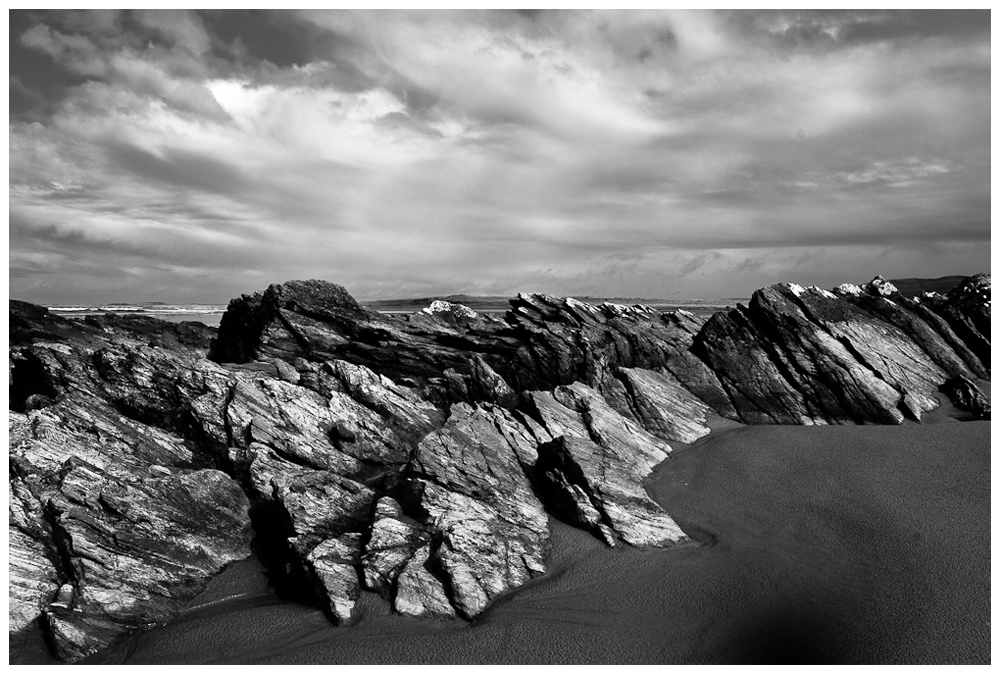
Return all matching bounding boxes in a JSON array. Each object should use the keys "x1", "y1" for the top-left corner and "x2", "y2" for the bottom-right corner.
[{"x1": 8, "y1": 10, "x2": 991, "y2": 304}]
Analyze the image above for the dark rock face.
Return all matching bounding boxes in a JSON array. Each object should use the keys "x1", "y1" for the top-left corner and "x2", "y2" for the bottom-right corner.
[
  {"x1": 208, "y1": 281, "x2": 514, "y2": 395},
  {"x1": 526, "y1": 383, "x2": 686, "y2": 547},
  {"x1": 928, "y1": 273, "x2": 991, "y2": 369},
  {"x1": 693, "y1": 279, "x2": 990, "y2": 425},
  {"x1": 940, "y1": 375, "x2": 991, "y2": 420},
  {"x1": 8, "y1": 273, "x2": 990, "y2": 661}
]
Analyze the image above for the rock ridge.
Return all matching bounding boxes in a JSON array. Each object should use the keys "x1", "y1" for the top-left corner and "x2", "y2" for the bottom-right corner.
[{"x1": 8, "y1": 273, "x2": 990, "y2": 661}]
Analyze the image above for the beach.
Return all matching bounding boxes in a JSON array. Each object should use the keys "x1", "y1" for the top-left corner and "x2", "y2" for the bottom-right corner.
[{"x1": 67, "y1": 416, "x2": 990, "y2": 665}]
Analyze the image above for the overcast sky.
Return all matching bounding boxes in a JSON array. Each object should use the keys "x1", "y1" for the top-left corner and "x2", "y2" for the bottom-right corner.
[{"x1": 9, "y1": 9, "x2": 991, "y2": 304}]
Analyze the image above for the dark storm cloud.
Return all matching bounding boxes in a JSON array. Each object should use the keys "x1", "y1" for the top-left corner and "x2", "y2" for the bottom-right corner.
[
  {"x1": 739, "y1": 9, "x2": 991, "y2": 48},
  {"x1": 105, "y1": 143, "x2": 249, "y2": 196},
  {"x1": 8, "y1": 9, "x2": 991, "y2": 304}
]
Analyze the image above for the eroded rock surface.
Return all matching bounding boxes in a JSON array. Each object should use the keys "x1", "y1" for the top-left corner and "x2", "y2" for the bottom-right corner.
[
  {"x1": 401, "y1": 403, "x2": 550, "y2": 619},
  {"x1": 43, "y1": 461, "x2": 252, "y2": 661},
  {"x1": 526, "y1": 383, "x2": 686, "y2": 547},
  {"x1": 693, "y1": 278, "x2": 990, "y2": 425},
  {"x1": 8, "y1": 273, "x2": 990, "y2": 661}
]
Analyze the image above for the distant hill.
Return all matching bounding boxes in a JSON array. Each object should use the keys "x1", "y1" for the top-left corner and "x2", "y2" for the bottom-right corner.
[{"x1": 887, "y1": 276, "x2": 969, "y2": 297}]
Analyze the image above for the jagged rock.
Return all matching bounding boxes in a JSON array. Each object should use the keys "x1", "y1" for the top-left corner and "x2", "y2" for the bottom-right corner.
[
  {"x1": 10, "y1": 395, "x2": 197, "y2": 476},
  {"x1": 526, "y1": 382, "x2": 685, "y2": 547},
  {"x1": 207, "y1": 372, "x2": 417, "y2": 482},
  {"x1": 207, "y1": 282, "x2": 734, "y2": 414},
  {"x1": 694, "y1": 283, "x2": 950, "y2": 424},
  {"x1": 927, "y1": 273, "x2": 991, "y2": 369},
  {"x1": 210, "y1": 280, "x2": 369, "y2": 364},
  {"x1": 466, "y1": 354, "x2": 518, "y2": 407},
  {"x1": 274, "y1": 472, "x2": 375, "y2": 551},
  {"x1": 229, "y1": 442, "x2": 313, "y2": 503},
  {"x1": 900, "y1": 298, "x2": 989, "y2": 380},
  {"x1": 273, "y1": 357, "x2": 301, "y2": 384},
  {"x1": 421, "y1": 299, "x2": 480, "y2": 322},
  {"x1": 303, "y1": 534, "x2": 363, "y2": 624},
  {"x1": 189, "y1": 359, "x2": 444, "y2": 627},
  {"x1": 865, "y1": 275, "x2": 899, "y2": 297},
  {"x1": 500, "y1": 294, "x2": 712, "y2": 394},
  {"x1": 781, "y1": 285, "x2": 945, "y2": 407},
  {"x1": 9, "y1": 300, "x2": 214, "y2": 354},
  {"x1": 361, "y1": 497, "x2": 428, "y2": 598},
  {"x1": 321, "y1": 359, "x2": 444, "y2": 440},
  {"x1": 537, "y1": 382, "x2": 673, "y2": 470},
  {"x1": 9, "y1": 477, "x2": 60, "y2": 635},
  {"x1": 838, "y1": 285, "x2": 985, "y2": 383},
  {"x1": 394, "y1": 544, "x2": 456, "y2": 620},
  {"x1": 405, "y1": 403, "x2": 549, "y2": 619},
  {"x1": 244, "y1": 466, "x2": 376, "y2": 624},
  {"x1": 537, "y1": 435, "x2": 688, "y2": 547},
  {"x1": 7, "y1": 271, "x2": 991, "y2": 660},
  {"x1": 692, "y1": 306, "x2": 817, "y2": 425},
  {"x1": 941, "y1": 375, "x2": 991, "y2": 420},
  {"x1": 43, "y1": 460, "x2": 252, "y2": 660},
  {"x1": 615, "y1": 367, "x2": 713, "y2": 444},
  {"x1": 208, "y1": 280, "x2": 515, "y2": 387}
]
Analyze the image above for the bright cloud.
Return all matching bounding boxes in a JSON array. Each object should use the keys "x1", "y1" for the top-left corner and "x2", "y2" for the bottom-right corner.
[{"x1": 9, "y1": 9, "x2": 991, "y2": 304}]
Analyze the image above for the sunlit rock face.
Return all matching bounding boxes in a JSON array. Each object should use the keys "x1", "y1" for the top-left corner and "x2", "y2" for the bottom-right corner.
[{"x1": 9, "y1": 273, "x2": 990, "y2": 661}]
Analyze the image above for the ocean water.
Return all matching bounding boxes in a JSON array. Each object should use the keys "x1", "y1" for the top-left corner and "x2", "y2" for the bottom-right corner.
[
  {"x1": 45, "y1": 298, "x2": 748, "y2": 327},
  {"x1": 48, "y1": 305, "x2": 228, "y2": 328}
]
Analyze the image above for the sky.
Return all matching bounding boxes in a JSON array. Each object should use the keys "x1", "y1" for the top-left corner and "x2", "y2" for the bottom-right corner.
[{"x1": 8, "y1": 9, "x2": 992, "y2": 304}]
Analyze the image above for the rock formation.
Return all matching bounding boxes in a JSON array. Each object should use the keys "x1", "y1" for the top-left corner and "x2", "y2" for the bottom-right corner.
[{"x1": 8, "y1": 273, "x2": 990, "y2": 661}]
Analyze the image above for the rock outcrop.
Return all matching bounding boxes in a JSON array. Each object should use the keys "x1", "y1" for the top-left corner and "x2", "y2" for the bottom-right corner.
[
  {"x1": 526, "y1": 383, "x2": 687, "y2": 547},
  {"x1": 9, "y1": 306, "x2": 254, "y2": 661},
  {"x1": 692, "y1": 279, "x2": 990, "y2": 425},
  {"x1": 8, "y1": 273, "x2": 990, "y2": 661}
]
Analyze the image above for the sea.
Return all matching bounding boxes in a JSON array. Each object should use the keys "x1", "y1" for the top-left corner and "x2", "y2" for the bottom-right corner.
[
  {"x1": 46, "y1": 297, "x2": 749, "y2": 328},
  {"x1": 47, "y1": 304, "x2": 230, "y2": 327}
]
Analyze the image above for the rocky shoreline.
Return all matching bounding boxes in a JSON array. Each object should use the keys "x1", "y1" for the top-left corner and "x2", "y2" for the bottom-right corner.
[{"x1": 8, "y1": 274, "x2": 990, "y2": 662}]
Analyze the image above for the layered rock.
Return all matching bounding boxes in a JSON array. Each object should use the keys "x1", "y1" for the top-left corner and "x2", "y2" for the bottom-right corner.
[
  {"x1": 922, "y1": 273, "x2": 991, "y2": 370},
  {"x1": 43, "y1": 461, "x2": 251, "y2": 661},
  {"x1": 498, "y1": 294, "x2": 734, "y2": 414},
  {"x1": 10, "y1": 417, "x2": 252, "y2": 661},
  {"x1": 208, "y1": 280, "x2": 515, "y2": 396},
  {"x1": 207, "y1": 281, "x2": 730, "y2": 415},
  {"x1": 399, "y1": 403, "x2": 550, "y2": 619},
  {"x1": 693, "y1": 278, "x2": 990, "y2": 425},
  {"x1": 8, "y1": 272, "x2": 990, "y2": 661},
  {"x1": 614, "y1": 367, "x2": 714, "y2": 444},
  {"x1": 193, "y1": 361, "x2": 442, "y2": 625},
  {"x1": 525, "y1": 383, "x2": 687, "y2": 547}
]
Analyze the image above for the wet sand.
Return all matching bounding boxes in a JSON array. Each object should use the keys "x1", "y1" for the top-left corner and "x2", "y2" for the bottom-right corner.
[{"x1": 76, "y1": 417, "x2": 990, "y2": 665}]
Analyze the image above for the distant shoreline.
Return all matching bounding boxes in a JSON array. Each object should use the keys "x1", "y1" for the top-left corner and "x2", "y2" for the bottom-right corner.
[{"x1": 44, "y1": 297, "x2": 752, "y2": 327}]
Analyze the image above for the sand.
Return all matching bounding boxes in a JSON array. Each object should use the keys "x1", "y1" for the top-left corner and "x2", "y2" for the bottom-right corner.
[{"x1": 62, "y1": 415, "x2": 990, "y2": 666}]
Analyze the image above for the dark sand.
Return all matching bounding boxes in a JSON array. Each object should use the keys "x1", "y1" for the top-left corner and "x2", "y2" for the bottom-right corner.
[{"x1": 63, "y1": 415, "x2": 990, "y2": 666}]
